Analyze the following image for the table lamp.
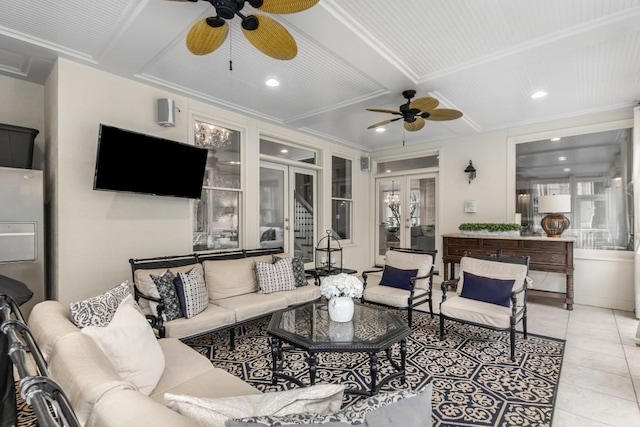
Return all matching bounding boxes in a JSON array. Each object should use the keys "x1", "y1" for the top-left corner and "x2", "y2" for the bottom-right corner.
[{"x1": 538, "y1": 195, "x2": 571, "y2": 237}]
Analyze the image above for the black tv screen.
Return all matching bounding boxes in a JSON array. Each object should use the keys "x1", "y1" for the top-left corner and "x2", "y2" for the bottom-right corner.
[{"x1": 94, "y1": 124, "x2": 208, "y2": 199}]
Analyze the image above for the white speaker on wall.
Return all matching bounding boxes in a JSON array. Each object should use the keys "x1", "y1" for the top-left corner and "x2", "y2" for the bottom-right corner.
[
  {"x1": 360, "y1": 156, "x2": 370, "y2": 171},
  {"x1": 156, "y1": 98, "x2": 175, "y2": 127}
]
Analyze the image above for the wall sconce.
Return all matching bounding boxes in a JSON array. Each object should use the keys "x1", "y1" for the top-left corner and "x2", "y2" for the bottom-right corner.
[{"x1": 464, "y1": 160, "x2": 476, "y2": 183}]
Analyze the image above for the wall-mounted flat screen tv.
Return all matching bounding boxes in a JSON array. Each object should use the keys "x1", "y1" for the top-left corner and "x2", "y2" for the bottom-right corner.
[{"x1": 94, "y1": 124, "x2": 208, "y2": 199}]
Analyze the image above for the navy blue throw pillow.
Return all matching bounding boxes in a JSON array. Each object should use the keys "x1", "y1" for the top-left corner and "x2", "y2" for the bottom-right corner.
[
  {"x1": 460, "y1": 271, "x2": 515, "y2": 307},
  {"x1": 379, "y1": 265, "x2": 419, "y2": 291}
]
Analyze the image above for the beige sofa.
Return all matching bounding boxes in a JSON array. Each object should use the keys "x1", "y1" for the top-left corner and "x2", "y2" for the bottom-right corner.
[
  {"x1": 28, "y1": 300, "x2": 262, "y2": 427},
  {"x1": 130, "y1": 248, "x2": 320, "y2": 339}
]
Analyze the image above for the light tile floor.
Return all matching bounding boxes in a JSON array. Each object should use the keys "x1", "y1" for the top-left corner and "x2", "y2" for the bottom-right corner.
[{"x1": 421, "y1": 292, "x2": 640, "y2": 427}]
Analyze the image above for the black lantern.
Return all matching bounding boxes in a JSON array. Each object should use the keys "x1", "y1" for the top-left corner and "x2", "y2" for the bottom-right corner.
[{"x1": 315, "y1": 230, "x2": 343, "y2": 274}]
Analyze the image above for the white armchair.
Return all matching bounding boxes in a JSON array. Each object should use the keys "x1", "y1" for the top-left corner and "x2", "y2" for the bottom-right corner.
[
  {"x1": 439, "y1": 253, "x2": 529, "y2": 361},
  {"x1": 361, "y1": 248, "x2": 437, "y2": 327}
]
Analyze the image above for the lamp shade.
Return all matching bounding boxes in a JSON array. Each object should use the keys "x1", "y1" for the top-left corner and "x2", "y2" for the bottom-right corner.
[{"x1": 538, "y1": 195, "x2": 571, "y2": 213}]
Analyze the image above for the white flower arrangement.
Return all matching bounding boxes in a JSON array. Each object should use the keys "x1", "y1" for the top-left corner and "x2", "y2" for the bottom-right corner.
[{"x1": 320, "y1": 273, "x2": 363, "y2": 299}]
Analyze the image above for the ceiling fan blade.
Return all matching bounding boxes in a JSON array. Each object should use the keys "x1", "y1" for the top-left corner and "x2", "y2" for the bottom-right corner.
[
  {"x1": 186, "y1": 18, "x2": 228, "y2": 55},
  {"x1": 258, "y1": 0, "x2": 319, "y2": 13},
  {"x1": 404, "y1": 118, "x2": 425, "y2": 131},
  {"x1": 410, "y1": 97, "x2": 439, "y2": 112},
  {"x1": 243, "y1": 14, "x2": 297, "y2": 60},
  {"x1": 367, "y1": 118, "x2": 402, "y2": 129},
  {"x1": 366, "y1": 108, "x2": 402, "y2": 115},
  {"x1": 426, "y1": 108, "x2": 464, "y2": 121}
]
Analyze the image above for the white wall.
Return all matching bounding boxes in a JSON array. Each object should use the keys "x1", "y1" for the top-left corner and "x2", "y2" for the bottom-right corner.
[
  {"x1": 48, "y1": 59, "x2": 370, "y2": 304},
  {"x1": 371, "y1": 108, "x2": 636, "y2": 311}
]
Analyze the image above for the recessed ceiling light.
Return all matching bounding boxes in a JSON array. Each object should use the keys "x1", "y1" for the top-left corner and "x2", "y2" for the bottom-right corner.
[
  {"x1": 550, "y1": 137, "x2": 561, "y2": 142},
  {"x1": 375, "y1": 128, "x2": 385, "y2": 133},
  {"x1": 531, "y1": 91, "x2": 548, "y2": 99},
  {"x1": 386, "y1": 169, "x2": 392, "y2": 173},
  {"x1": 280, "y1": 149, "x2": 288, "y2": 153},
  {"x1": 265, "y1": 79, "x2": 280, "y2": 87},
  {"x1": 563, "y1": 168, "x2": 570, "y2": 172},
  {"x1": 558, "y1": 156, "x2": 567, "y2": 161}
]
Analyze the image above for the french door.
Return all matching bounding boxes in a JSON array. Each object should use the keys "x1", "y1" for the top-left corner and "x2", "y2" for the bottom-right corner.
[
  {"x1": 375, "y1": 173, "x2": 438, "y2": 265},
  {"x1": 259, "y1": 162, "x2": 317, "y2": 262}
]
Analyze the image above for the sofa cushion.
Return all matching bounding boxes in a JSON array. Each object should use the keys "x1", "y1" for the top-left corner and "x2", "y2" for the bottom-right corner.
[
  {"x1": 165, "y1": 384, "x2": 344, "y2": 427},
  {"x1": 204, "y1": 255, "x2": 274, "y2": 302},
  {"x1": 151, "y1": 270, "x2": 183, "y2": 321},
  {"x1": 48, "y1": 332, "x2": 135, "y2": 425},
  {"x1": 226, "y1": 383, "x2": 433, "y2": 427},
  {"x1": 174, "y1": 268, "x2": 209, "y2": 318},
  {"x1": 256, "y1": 257, "x2": 296, "y2": 294},
  {"x1": 440, "y1": 294, "x2": 512, "y2": 328},
  {"x1": 456, "y1": 256, "x2": 528, "y2": 306},
  {"x1": 68, "y1": 281, "x2": 131, "y2": 327},
  {"x1": 162, "y1": 304, "x2": 236, "y2": 339},
  {"x1": 28, "y1": 300, "x2": 80, "y2": 359},
  {"x1": 277, "y1": 285, "x2": 321, "y2": 306},
  {"x1": 363, "y1": 280, "x2": 428, "y2": 308},
  {"x1": 384, "y1": 250, "x2": 433, "y2": 290},
  {"x1": 81, "y1": 295, "x2": 165, "y2": 395},
  {"x1": 214, "y1": 293, "x2": 288, "y2": 322},
  {"x1": 88, "y1": 389, "x2": 197, "y2": 427},
  {"x1": 150, "y1": 338, "x2": 260, "y2": 401}
]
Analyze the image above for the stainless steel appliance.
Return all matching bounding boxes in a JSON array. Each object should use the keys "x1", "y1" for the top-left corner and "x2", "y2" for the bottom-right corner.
[{"x1": 0, "y1": 166, "x2": 45, "y2": 317}]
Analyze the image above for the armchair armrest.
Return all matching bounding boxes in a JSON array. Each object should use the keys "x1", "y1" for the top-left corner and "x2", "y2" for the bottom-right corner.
[
  {"x1": 440, "y1": 279, "x2": 459, "y2": 302},
  {"x1": 361, "y1": 268, "x2": 383, "y2": 287},
  {"x1": 133, "y1": 284, "x2": 166, "y2": 338}
]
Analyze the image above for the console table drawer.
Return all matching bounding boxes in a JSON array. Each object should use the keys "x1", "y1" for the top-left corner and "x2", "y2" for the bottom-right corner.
[
  {"x1": 482, "y1": 239, "x2": 520, "y2": 249},
  {"x1": 503, "y1": 250, "x2": 567, "y2": 265},
  {"x1": 448, "y1": 247, "x2": 497, "y2": 257},
  {"x1": 522, "y1": 240, "x2": 567, "y2": 252},
  {"x1": 447, "y1": 238, "x2": 480, "y2": 247}
]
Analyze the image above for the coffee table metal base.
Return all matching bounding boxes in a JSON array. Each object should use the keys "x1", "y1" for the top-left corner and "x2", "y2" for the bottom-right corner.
[{"x1": 270, "y1": 337, "x2": 407, "y2": 396}]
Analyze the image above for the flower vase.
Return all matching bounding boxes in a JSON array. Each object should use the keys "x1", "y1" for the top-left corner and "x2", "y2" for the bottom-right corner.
[{"x1": 328, "y1": 296, "x2": 354, "y2": 322}]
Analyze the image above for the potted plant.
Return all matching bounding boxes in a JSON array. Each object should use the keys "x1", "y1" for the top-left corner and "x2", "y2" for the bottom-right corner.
[{"x1": 459, "y1": 223, "x2": 522, "y2": 236}]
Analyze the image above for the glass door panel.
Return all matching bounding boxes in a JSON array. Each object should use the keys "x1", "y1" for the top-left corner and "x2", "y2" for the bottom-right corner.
[
  {"x1": 375, "y1": 174, "x2": 437, "y2": 264},
  {"x1": 260, "y1": 163, "x2": 317, "y2": 263},
  {"x1": 406, "y1": 175, "x2": 437, "y2": 251},
  {"x1": 259, "y1": 163, "x2": 288, "y2": 252},
  {"x1": 376, "y1": 178, "x2": 404, "y2": 261},
  {"x1": 291, "y1": 168, "x2": 316, "y2": 263}
]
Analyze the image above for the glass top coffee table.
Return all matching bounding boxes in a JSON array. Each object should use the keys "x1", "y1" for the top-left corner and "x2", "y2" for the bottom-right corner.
[{"x1": 267, "y1": 301, "x2": 411, "y2": 396}]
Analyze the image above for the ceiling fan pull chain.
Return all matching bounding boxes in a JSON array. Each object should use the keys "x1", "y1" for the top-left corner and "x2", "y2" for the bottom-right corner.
[{"x1": 229, "y1": 28, "x2": 233, "y2": 71}]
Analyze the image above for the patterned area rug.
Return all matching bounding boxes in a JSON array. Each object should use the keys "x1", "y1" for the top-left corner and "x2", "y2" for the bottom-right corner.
[{"x1": 184, "y1": 311, "x2": 565, "y2": 427}]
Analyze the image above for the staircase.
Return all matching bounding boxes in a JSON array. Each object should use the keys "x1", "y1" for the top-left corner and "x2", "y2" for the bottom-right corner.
[{"x1": 293, "y1": 192, "x2": 314, "y2": 262}]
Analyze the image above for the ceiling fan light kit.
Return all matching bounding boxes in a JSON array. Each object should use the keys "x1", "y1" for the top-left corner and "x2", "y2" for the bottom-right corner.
[
  {"x1": 174, "y1": 0, "x2": 318, "y2": 60},
  {"x1": 366, "y1": 89, "x2": 463, "y2": 133}
]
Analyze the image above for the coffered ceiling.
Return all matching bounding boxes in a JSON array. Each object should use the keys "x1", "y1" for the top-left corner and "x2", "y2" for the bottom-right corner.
[{"x1": 0, "y1": 0, "x2": 639, "y2": 151}]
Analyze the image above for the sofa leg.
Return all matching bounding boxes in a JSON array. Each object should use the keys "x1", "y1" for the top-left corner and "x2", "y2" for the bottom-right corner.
[
  {"x1": 510, "y1": 327, "x2": 516, "y2": 362},
  {"x1": 428, "y1": 298, "x2": 434, "y2": 319},
  {"x1": 523, "y1": 314, "x2": 528, "y2": 339},
  {"x1": 439, "y1": 316, "x2": 445, "y2": 340},
  {"x1": 407, "y1": 307, "x2": 413, "y2": 328}
]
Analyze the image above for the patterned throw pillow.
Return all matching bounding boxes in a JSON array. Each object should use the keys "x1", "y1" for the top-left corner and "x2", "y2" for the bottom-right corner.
[
  {"x1": 255, "y1": 257, "x2": 296, "y2": 294},
  {"x1": 150, "y1": 270, "x2": 183, "y2": 321},
  {"x1": 273, "y1": 255, "x2": 308, "y2": 287},
  {"x1": 68, "y1": 282, "x2": 131, "y2": 327},
  {"x1": 174, "y1": 268, "x2": 209, "y2": 318}
]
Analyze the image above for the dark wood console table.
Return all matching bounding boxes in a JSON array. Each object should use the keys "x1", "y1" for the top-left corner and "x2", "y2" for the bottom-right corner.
[{"x1": 442, "y1": 233, "x2": 575, "y2": 310}]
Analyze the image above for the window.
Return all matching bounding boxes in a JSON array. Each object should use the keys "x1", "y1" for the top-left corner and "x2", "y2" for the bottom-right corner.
[
  {"x1": 515, "y1": 128, "x2": 632, "y2": 250},
  {"x1": 331, "y1": 156, "x2": 352, "y2": 240},
  {"x1": 192, "y1": 120, "x2": 242, "y2": 251},
  {"x1": 376, "y1": 155, "x2": 438, "y2": 174}
]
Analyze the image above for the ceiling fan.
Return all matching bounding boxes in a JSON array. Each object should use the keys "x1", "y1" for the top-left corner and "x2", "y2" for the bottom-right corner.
[
  {"x1": 366, "y1": 90, "x2": 463, "y2": 132},
  {"x1": 171, "y1": 0, "x2": 318, "y2": 60}
]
